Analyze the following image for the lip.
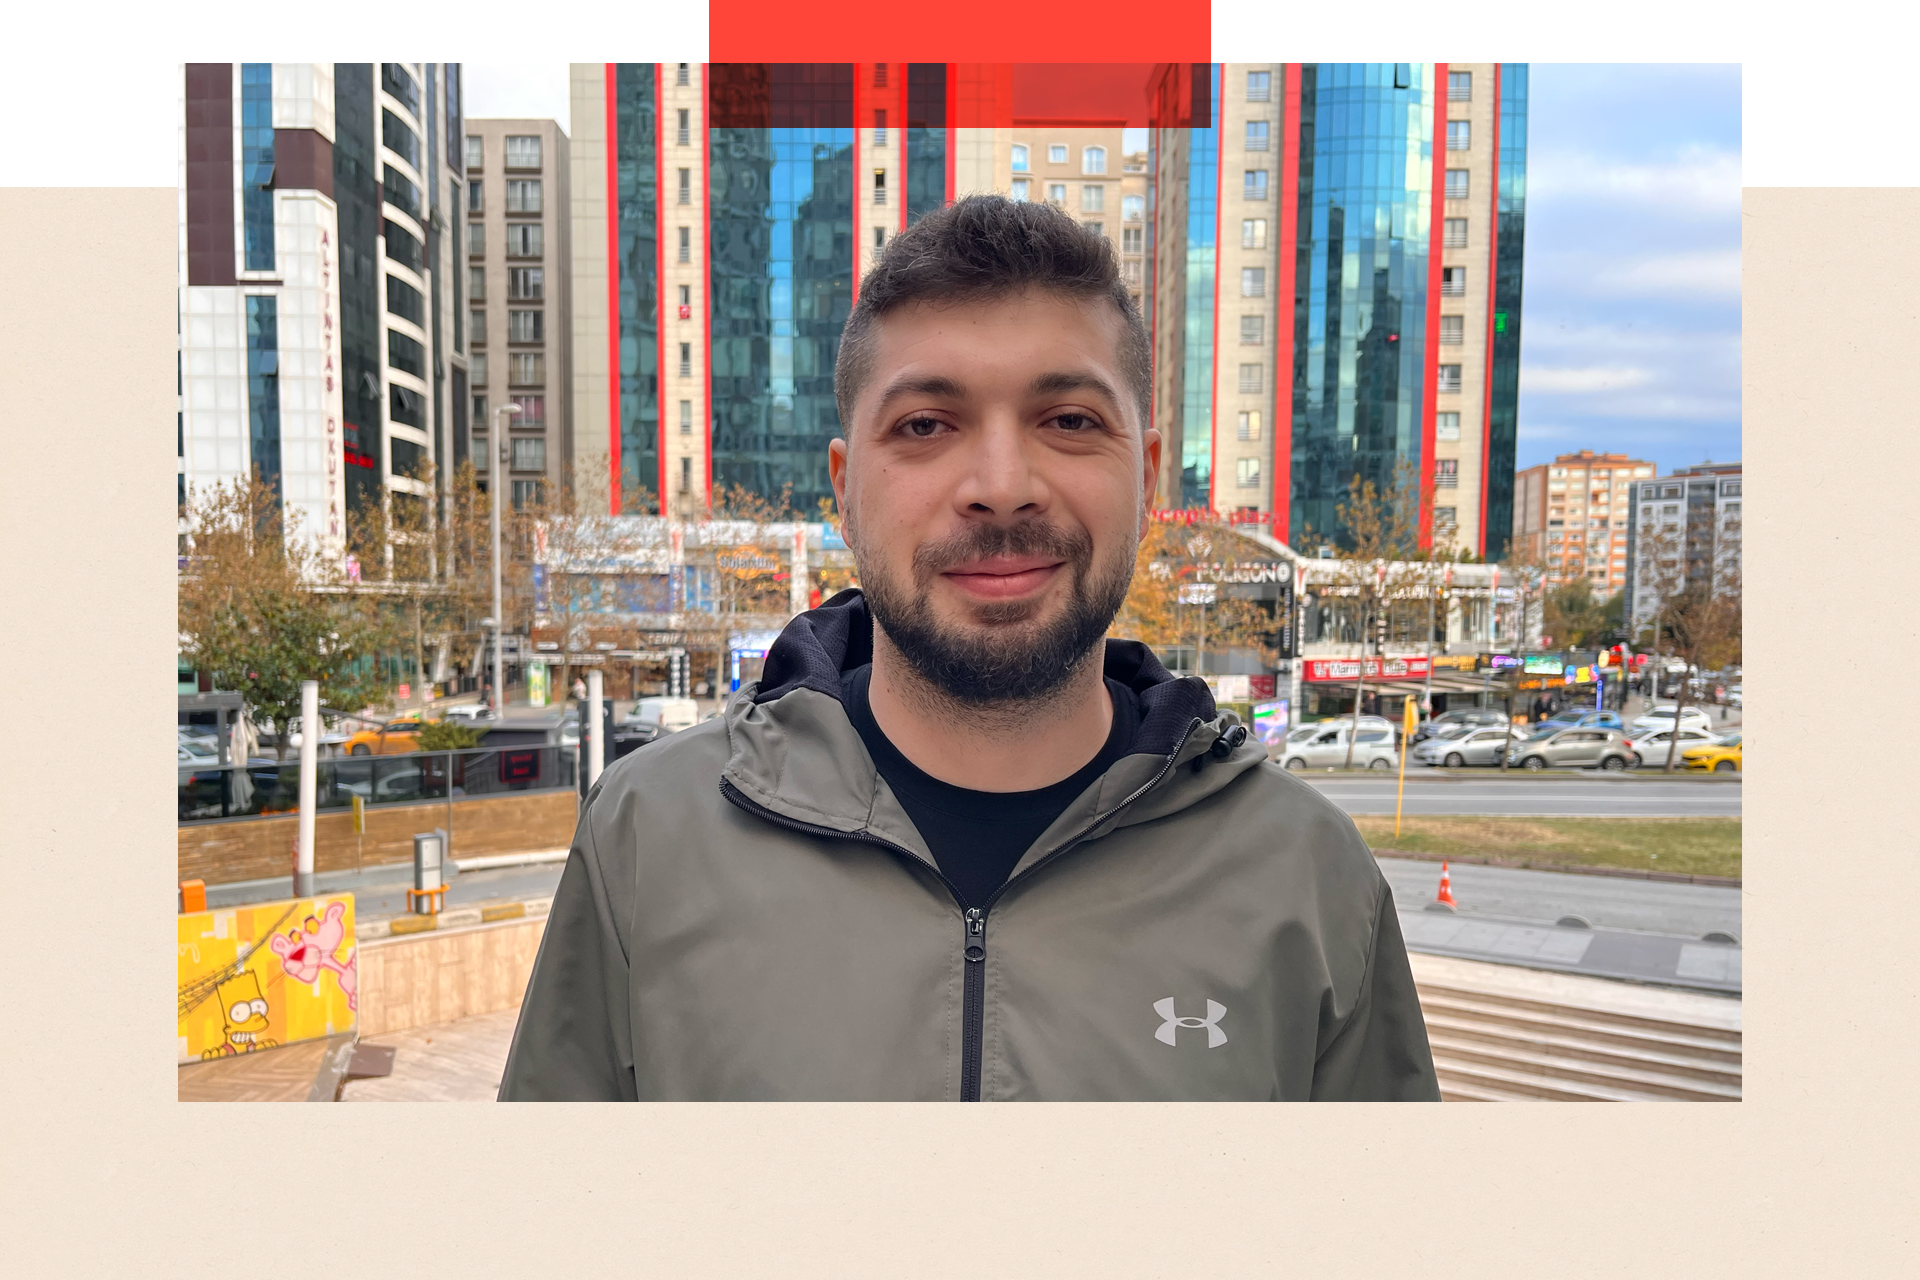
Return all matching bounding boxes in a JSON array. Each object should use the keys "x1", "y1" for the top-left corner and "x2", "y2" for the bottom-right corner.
[{"x1": 940, "y1": 556, "x2": 1065, "y2": 601}]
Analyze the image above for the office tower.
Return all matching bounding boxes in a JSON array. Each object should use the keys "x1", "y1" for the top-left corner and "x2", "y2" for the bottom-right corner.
[
  {"x1": 1513, "y1": 451, "x2": 1658, "y2": 593},
  {"x1": 1625, "y1": 461, "x2": 1742, "y2": 636},
  {"x1": 179, "y1": 63, "x2": 468, "y2": 554},
  {"x1": 464, "y1": 117, "x2": 571, "y2": 510}
]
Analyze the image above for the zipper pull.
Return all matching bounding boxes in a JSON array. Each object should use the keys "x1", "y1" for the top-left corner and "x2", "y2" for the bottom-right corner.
[{"x1": 963, "y1": 908, "x2": 986, "y2": 962}]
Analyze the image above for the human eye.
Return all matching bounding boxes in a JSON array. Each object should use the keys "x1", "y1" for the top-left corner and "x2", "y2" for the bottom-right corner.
[
  {"x1": 1045, "y1": 410, "x2": 1104, "y2": 434},
  {"x1": 894, "y1": 414, "x2": 948, "y2": 439}
]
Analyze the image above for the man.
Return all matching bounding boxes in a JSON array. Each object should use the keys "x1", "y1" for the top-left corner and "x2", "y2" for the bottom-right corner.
[{"x1": 499, "y1": 196, "x2": 1438, "y2": 1101}]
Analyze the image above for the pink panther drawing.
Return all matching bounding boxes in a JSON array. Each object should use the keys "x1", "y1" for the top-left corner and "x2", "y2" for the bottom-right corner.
[{"x1": 269, "y1": 899, "x2": 358, "y2": 1011}]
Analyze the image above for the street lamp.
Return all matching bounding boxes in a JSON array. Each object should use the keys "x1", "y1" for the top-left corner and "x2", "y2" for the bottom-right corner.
[{"x1": 489, "y1": 401, "x2": 523, "y2": 714}]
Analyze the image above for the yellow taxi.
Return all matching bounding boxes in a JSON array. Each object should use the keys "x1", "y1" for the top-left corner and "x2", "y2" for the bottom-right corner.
[
  {"x1": 1682, "y1": 733, "x2": 1741, "y2": 773},
  {"x1": 344, "y1": 711, "x2": 426, "y2": 756}
]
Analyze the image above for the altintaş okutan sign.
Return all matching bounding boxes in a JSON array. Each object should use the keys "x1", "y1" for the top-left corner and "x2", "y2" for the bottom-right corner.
[{"x1": 1302, "y1": 656, "x2": 1431, "y2": 683}]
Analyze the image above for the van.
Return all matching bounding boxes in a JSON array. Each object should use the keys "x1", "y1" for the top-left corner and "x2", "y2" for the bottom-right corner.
[{"x1": 628, "y1": 696, "x2": 700, "y2": 734}]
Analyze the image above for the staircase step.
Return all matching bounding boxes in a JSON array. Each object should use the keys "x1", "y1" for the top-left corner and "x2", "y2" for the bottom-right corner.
[
  {"x1": 1416, "y1": 980, "x2": 1742, "y2": 1045},
  {"x1": 1422, "y1": 1014, "x2": 1742, "y2": 1087},
  {"x1": 1431, "y1": 1055, "x2": 1655, "y2": 1102},
  {"x1": 1417, "y1": 993, "x2": 1745, "y2": 1064},
  {"x1": 1427, "y1": 1035, "x2": 1742, "y2": 1101}
]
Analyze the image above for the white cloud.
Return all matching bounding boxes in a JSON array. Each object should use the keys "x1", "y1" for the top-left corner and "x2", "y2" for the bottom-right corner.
[
  {"x1": 463, "y1": 63, "x2": 573, "y2": 131},
  {"x1": 1522, "y1": 366, "x2": 1655, "y2": 393},
  {"x1": 1527, "y1": 145, "x2": 1741, "y2": 217}
]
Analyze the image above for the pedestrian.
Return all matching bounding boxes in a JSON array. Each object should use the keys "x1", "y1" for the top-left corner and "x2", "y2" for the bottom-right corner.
[
  {"x1": 572, "y1": 676, "x2": 587, "y2": 707},
  {"x1": 499, "y1": 196, "x2": 1438, "y2": 1103}
]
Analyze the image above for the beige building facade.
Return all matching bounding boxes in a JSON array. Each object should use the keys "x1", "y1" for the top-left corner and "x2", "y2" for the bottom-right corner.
[{"x1": 1513, "y1": 450, "x2": 1657, "y2": 593}]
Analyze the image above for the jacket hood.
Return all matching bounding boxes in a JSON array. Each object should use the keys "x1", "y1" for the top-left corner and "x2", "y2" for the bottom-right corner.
[{"x1": 753, "y1": 588, "x2": 1217, "y2": 758}]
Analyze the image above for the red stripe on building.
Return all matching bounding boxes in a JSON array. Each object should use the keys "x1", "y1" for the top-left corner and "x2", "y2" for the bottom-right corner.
[
  {"x1": 1479, "y1": 65, "x2": 1502, "y2": 558},
  {"x1": 605, "y1": 64, "x2": 622, "y2": 515},
  {"x1": 851, "y1": 63, "x2": 864, "y2": 306},
  {"x1": 701, "y1": 62, "x2": 714, "y2": 505},
  {"x1": 703, "y1": 5, "x2": 1207, "y2": 61},
  {"x1": 1418, "y1": 62, "x2": 1448, "y2": 552},
  {"x1": 944, "y1": 64, "x2": 957, "y2": 205},
  {"x1": 1207, "y1": 63, "x2": 1223, "y2": 514},
  {"x1": 1273, "y1": 63, "x2": 1302, "y2": 544},
  {"x1": 655, "y1": 62, "x2": 670, "y2": 515}
]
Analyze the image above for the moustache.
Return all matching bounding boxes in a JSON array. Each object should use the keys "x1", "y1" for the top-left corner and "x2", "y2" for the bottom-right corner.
[{"x1": 910, "y1": 521, "x2": 1094, "y2": 584}]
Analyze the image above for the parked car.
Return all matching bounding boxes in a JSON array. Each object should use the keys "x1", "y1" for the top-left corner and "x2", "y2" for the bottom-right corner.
[
  {"x1": 1279, "y1": 724, "x2": 1399, "y2": 772},
  {"x1": 1630, "y1": 725, "x2": 1723, "y2": 770},
  {"x1": 1413, "y1": 725, "x2": 1525, "y2": 768},
  {"x1": 1630, "y1": 704, "x2": 1714, "y2": 736},
  {"x1": 1683, "y1": 733, "x2": 1742, "y2": 772},
  {"x1": 626, "y1": 696, "x2": 700, "y2": 734},
  {"x1": 1506, "y1": 727, "x2": 1636, "y2": 772},
  {"x1": 344, "y1": 712, "x2": 426, "y2": 756},
  {"x1": 1724, "y1": 685, "x2": 1742, "y2": 709},
  {"x1": 1412, "y1": 708, "x2": 1510, "y2": 744},
  {"x1": 439, "y1": 703, "x2": 495, "y2": 722},
  {"x1": 1538, "y1": 709, "x2": 1623, "y2": 733},
  {"x1": 178, "y1": 737, "x2": 219, "y2": 766}
]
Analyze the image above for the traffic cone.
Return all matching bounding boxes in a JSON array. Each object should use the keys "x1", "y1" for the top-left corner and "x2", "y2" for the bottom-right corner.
[{"x1": 1431, "y1": 861, "x2": 1458, "y2": 912}]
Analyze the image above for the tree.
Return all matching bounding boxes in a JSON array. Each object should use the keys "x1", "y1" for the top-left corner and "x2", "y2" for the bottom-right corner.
[
  {"x1": 1111, "y1": 518, "x2": 1284, "y2": 677},
  {"x1": 178, "y1": 474, "x2": 391, "y2": 760},
  {"x1": 1638, "y1": 508, "x2": 1741, "y2": 772}
]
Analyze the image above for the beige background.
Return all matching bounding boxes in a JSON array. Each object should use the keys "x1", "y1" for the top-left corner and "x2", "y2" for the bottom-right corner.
[{"x1": 0, "y1": 184, "x2": 1912, "y2": 1274}]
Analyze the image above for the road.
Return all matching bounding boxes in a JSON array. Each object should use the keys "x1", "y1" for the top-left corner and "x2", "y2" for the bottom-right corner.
[
  {"x1": 1300, "y1": 775, "x2": 1740, "y2": 817},
  {"x1": 1377, "y1": 856, "x2": 1739, "y2": 937}
]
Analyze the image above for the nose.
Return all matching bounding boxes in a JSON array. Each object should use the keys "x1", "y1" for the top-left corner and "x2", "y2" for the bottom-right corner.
[{"x1": 951, "y1": 414, "x2": 1050, "y2": 521}]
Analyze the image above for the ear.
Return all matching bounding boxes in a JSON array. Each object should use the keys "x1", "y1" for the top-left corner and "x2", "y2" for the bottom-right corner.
[
  {"x1": 828, "y1": 437, "x2": 850, "y2": 519},
  {"x1": 1138, "y1": 427, "x2": 1163, "y2": 537}
]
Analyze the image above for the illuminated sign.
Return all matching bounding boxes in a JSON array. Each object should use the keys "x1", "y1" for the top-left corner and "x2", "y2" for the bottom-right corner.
[{"x1": 1522, "y1": 655, "x2": 1563, "y2": 675}]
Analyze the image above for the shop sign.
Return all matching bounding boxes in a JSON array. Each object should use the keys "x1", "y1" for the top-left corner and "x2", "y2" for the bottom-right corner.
[
  {"x1": 1478, "y1": 653, "x2": 1522, "y2": 671},
  {"x1": 1429, "y1": 654, "x2": 1479, "y2": 671},
  {"x1": 1563, "y1": 665, "x2": 1598, "y2": 685},
  {"x1": 1251, "y1": 699, "x2": 1290, "y2": 744},
  {"x1": 1302, "y1": 656, "x2": 1431, "y2": 683},
  {"x1": 1522, "y1": 654, "x2": 1563, "y2": 675}
]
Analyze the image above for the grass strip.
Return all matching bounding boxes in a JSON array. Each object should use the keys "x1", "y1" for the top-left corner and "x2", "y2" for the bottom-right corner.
[{"x1": 1350, "y1": 815, "x2": 1741, "y2": 881}]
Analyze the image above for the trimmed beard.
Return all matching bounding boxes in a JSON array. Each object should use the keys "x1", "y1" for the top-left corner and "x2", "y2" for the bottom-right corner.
[{"x1": 852, "y1": 516, "x2": 1136, "y2": 706}]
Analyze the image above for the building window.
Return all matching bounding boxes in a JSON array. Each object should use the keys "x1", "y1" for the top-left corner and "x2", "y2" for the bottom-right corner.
[
  {"x1": 1435, "y1": 458, "x2": 1459, "y2": 489},
  {"x1": 387, "y1": 329, "x2": 425, "y2": 378},
  {"x1": 1237, "y1": 363, "x2": 1262, "y2": 394},
  {"x1": 386, "y1": 275, "x2": 424, "y2": 325},
  {"x1": 1440, "y1": 315, "x2": 1464, "y2": 345},
  {"x1": 1122, "y1": 226, "x2": 1144, "y2": 253},
  {"x1": 1722, "y1": 481, "x2": 1742, "y2": 497},
  {"x1": 508, "y1": 267, "x2": 544, "y2": 300},
  {"x1": 1048, "y1": 144, "x2": 1067, "y2": 164},
  {"x1": 679, "y1": 168, "x2": 691, "y2": 204},
  {"x1": 1240, "y1": 314, "x2": 1264, "y2": 345},
  {"x1": 384, "y1": 219, "x2": 424, "y2": 271},
  {"x1": 505, "y1": 223, "x2": 543, "y2": 257},
  {"x1": 1011, "y1": 144, "x2": 1029, "y2": 172},
  {"x1": 1046, "y1": 183, "x2": 1067, "y2": 206},
  {"x1": 389, "y1": 384, "x2": 425, "y2": 428},
  {"x1": 473, "y1": 391, "x2": 487, "y2": 423},
  {"x1": 1010, "y1": 178, "x2": 1030, "y2": 202},
  {"x1": 1442, "y1": 266, "x2": 1466, "y2": 296},
  {"x1": 1436, "y1": 411, "x2": 1460, "y2": 441},
  {"x1": 1082, "y1": 220, "x2": 1105, "y2": 237},
  {"x1": 1240, "y1": 267, "x2": 1266, "y2": 297},
  {"x1": 1082, "y1": 146, "x2": 1106, "y2": 175},
  {"x1": 1449, "y1": 71, "x2": 1472, "y2": 102},
  {"x1": 381, "y1": 63, "x2": 419, "y2": 116},
  {"x1": 680, "y1": 400, "x2": 693, "y2": 434},
  {"x1": 1246, "y1": 70, "x2": 1271, "y2": 102},
  {"x1": 1444, "y1": 217, "x2": 1468, "y2": 248},
  {"x1": 467, "y1": 180, "x2": 483, "y2": 214},
  {"x1": 1447, "y1": 120, "x2": 1471, "y2": 151},
  {"x1": 1236, "y1": 456, "x2": 1261, "y2": 488},
  {"x1": 515, "y1": 395, "x2": 546, "y2": 426},
  {"x1": 468, "y1": 221, "x2": 485, "y2": 256},
  {"x1": 512, "y1": 479, "x2": 543, "y2": 510},
  {"x1": 676, "y1": 63, "x2": 690, "y2": 87},
  {"x1": 677, "y1": 109, "x2": 690, "y2": 147},
  {"x1": 1445, "y1": 169, "x2": 1470, "y2": 200},
  {"x1": 469, "y1": 266, "x2": 486, "y2": 301},
  {"x1": 382, "y1": 165, "x2": 421, "y2": 219},
  {"x1": 508, "y1": 309, "x2": 544, "y2": 343},
  {"x1": 505, "y1": 179, "x2": 542, "y2": 214},
  {"x1": 505, "y1": 135, "x2": 542, "y2": 169},
  {"x1": 679, "y1": 284, "x2": 691, "y2": 308},
  {"x1": 679, "y1": 342, "x2": 692, "y2": 377},
  {"x1": 873, "y1": 169, "x2": 888, "y2": 204},
  {"x1": 1080, "y1": 183, "x2": 1104, "y2": 212},
  {"x1": 509, "y1": 353, "x2": 545, "y2": 386},
  {"x1": 1437, "y1": 364, "x2": 1461, "y2": 393},
  {"x1": 873, "y1": 63, "x2": 888, "y2": 87},
  {"x1": 466, "y1": 135, "x2": 483, "y2": 170},
  {"x1": 1434, "y1": 507, "x2": 1458, "y2": 537},
  {"x1": 511, "y1": 437, "x2": 546, "y2": 472},
  {"x1": 382, "y1": 108, "x2": 421, "y2": 169},
  {"x1": 677, "y1": 226, "x2": 690, "y2": 262},
  {"x1": 470, "y1": 354, "x2": 487, "y2": 385},
  {"x1": 1123, "y1": 259, "x2": 1143, "y2": 284},
  {"x1": 873, "y1": 109, "x2": 887, "y2": 148},
  {"x1": 1237, "y1": 410, "x2": 1261, "y2": 441},
  {"x1": 1245, "y1": 120, "x2": 1269, "y2": 152},
  {"x1": 1242, "y1": 218, "x2": 1268, "y2": 249},
  {"x1": 679, "y1": 456, "x2": 692, "y2": 493},
  {"x1": 1122, "y1": 194, "x2": 1144, "y2": 221},
  {"x1": 1243, "y1": 170, "x2": 1269, "y2": 200}
]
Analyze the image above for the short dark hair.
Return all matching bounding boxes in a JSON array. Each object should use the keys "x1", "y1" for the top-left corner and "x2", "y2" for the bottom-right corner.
[{"x1": 834, "y1": 194, "x2": 1152, "y2": 434}]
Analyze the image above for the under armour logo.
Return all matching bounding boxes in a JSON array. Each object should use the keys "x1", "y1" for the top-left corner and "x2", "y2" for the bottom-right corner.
[{"x1": 1153, "y1": 998, "x2": 1228, "y2": 1048}]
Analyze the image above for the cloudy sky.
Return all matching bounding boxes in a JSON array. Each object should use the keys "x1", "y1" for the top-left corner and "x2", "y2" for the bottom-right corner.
[{"x1": 464, "y1": 63, "x2": 1744, "y2": 476}]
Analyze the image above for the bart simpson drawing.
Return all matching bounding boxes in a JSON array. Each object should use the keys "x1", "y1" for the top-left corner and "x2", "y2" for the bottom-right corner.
[
  {"x1": 202, "y1": 971, "x2": 278, "y2": 1059},
  {"x1": 269, "y1": 899, "x2": 357, "y2": 1011}
]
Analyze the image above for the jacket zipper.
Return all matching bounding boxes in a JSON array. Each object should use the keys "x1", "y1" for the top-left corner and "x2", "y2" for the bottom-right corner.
[{"x1": 718, "y1": 716, "x2": 1206, "y2": 1102}]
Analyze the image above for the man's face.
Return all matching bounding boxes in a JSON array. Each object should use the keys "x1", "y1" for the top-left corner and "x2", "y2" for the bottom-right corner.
[{"x1": 829, "y1": 290, "x2": 1161, "y2": 703}]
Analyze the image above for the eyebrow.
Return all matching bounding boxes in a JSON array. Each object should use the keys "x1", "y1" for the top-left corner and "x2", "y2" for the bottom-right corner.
[
  {"x1": 1028, "y1": 370, "x2": 1122, "y2": 403},
  {"x1": 872, "y1": 373, "x2": 969, "y2": 408}
]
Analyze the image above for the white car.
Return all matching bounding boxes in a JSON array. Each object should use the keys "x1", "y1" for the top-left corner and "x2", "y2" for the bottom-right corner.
[
  {"x1": 439, "y1": 703, "x2": 495, "y2": 722},
  {"x1": 1279, "y1": 724, "x2": 1399, "y2": 772},
  {"x1": 1629, "y1": 726, "x2": 1723, "y2": 769},
  {"x1": 627, "y1": 696, "x2": 700, "y2": 734},
  {"x1": 1631, "y1": 705, "x2": 1714, "y2": 736}
]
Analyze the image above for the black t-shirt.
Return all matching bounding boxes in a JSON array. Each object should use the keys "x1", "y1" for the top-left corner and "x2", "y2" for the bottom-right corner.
[{"x1": 841, "y1": 664, "x2": 1141, "y2": 908}]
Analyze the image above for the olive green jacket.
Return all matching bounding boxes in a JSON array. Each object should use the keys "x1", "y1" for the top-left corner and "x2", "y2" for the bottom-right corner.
[{"x1": 498, "y1": 592, "x2": 1438, "y2": 1101}]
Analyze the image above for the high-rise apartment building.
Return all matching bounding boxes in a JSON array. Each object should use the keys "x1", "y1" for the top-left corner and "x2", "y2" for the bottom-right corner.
[
  {"x1": 1625, "y1": 461, "x2": 1742, "y2": 636},
  {"x1": 1148, "y1": 63, "x2": 1528, "y2": 557},
  {"x1": 1512, "y1": 450, "x2": 1657, "y2": 594},
  {"x1": 179, "y1": 63, "x2": 468, "y2": 553},
  {"x1": 465, "y1": 118, "x2": 571, "y2": 509}
]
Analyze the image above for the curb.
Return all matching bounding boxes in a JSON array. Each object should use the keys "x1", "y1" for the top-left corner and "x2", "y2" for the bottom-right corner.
[
  {"x1": 358, "y1": 895, "x2": 554, "y2": 940},
  {"x1": 1372, "y1": 848, "x2": 1740, "y2": 888},
  {"x1": 1288, "y1": 766, "x2": 1740, "y2": 783}
]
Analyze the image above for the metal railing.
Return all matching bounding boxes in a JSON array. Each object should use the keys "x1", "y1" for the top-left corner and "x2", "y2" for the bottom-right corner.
[{"x1": 179, "y1": 743, "x2": 579, "y2": 824}]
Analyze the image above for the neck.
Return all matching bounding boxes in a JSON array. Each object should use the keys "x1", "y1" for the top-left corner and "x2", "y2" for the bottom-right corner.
[{"x1": 867, "y1": 625, "x2": 1114, "y2": 792}]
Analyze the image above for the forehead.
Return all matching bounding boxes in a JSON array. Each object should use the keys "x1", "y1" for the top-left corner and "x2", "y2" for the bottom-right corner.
[{"x1": 860, "y1": 292, "x2": 1130, "y2": 399}]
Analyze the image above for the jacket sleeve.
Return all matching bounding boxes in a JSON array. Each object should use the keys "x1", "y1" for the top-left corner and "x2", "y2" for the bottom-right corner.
[
  {"x1": 1310, "y1": 878, "x2": 1442, "y2": 1101},
  {"x1": 497, "y1": 788, "x2": 638, "y2": 1101}
]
